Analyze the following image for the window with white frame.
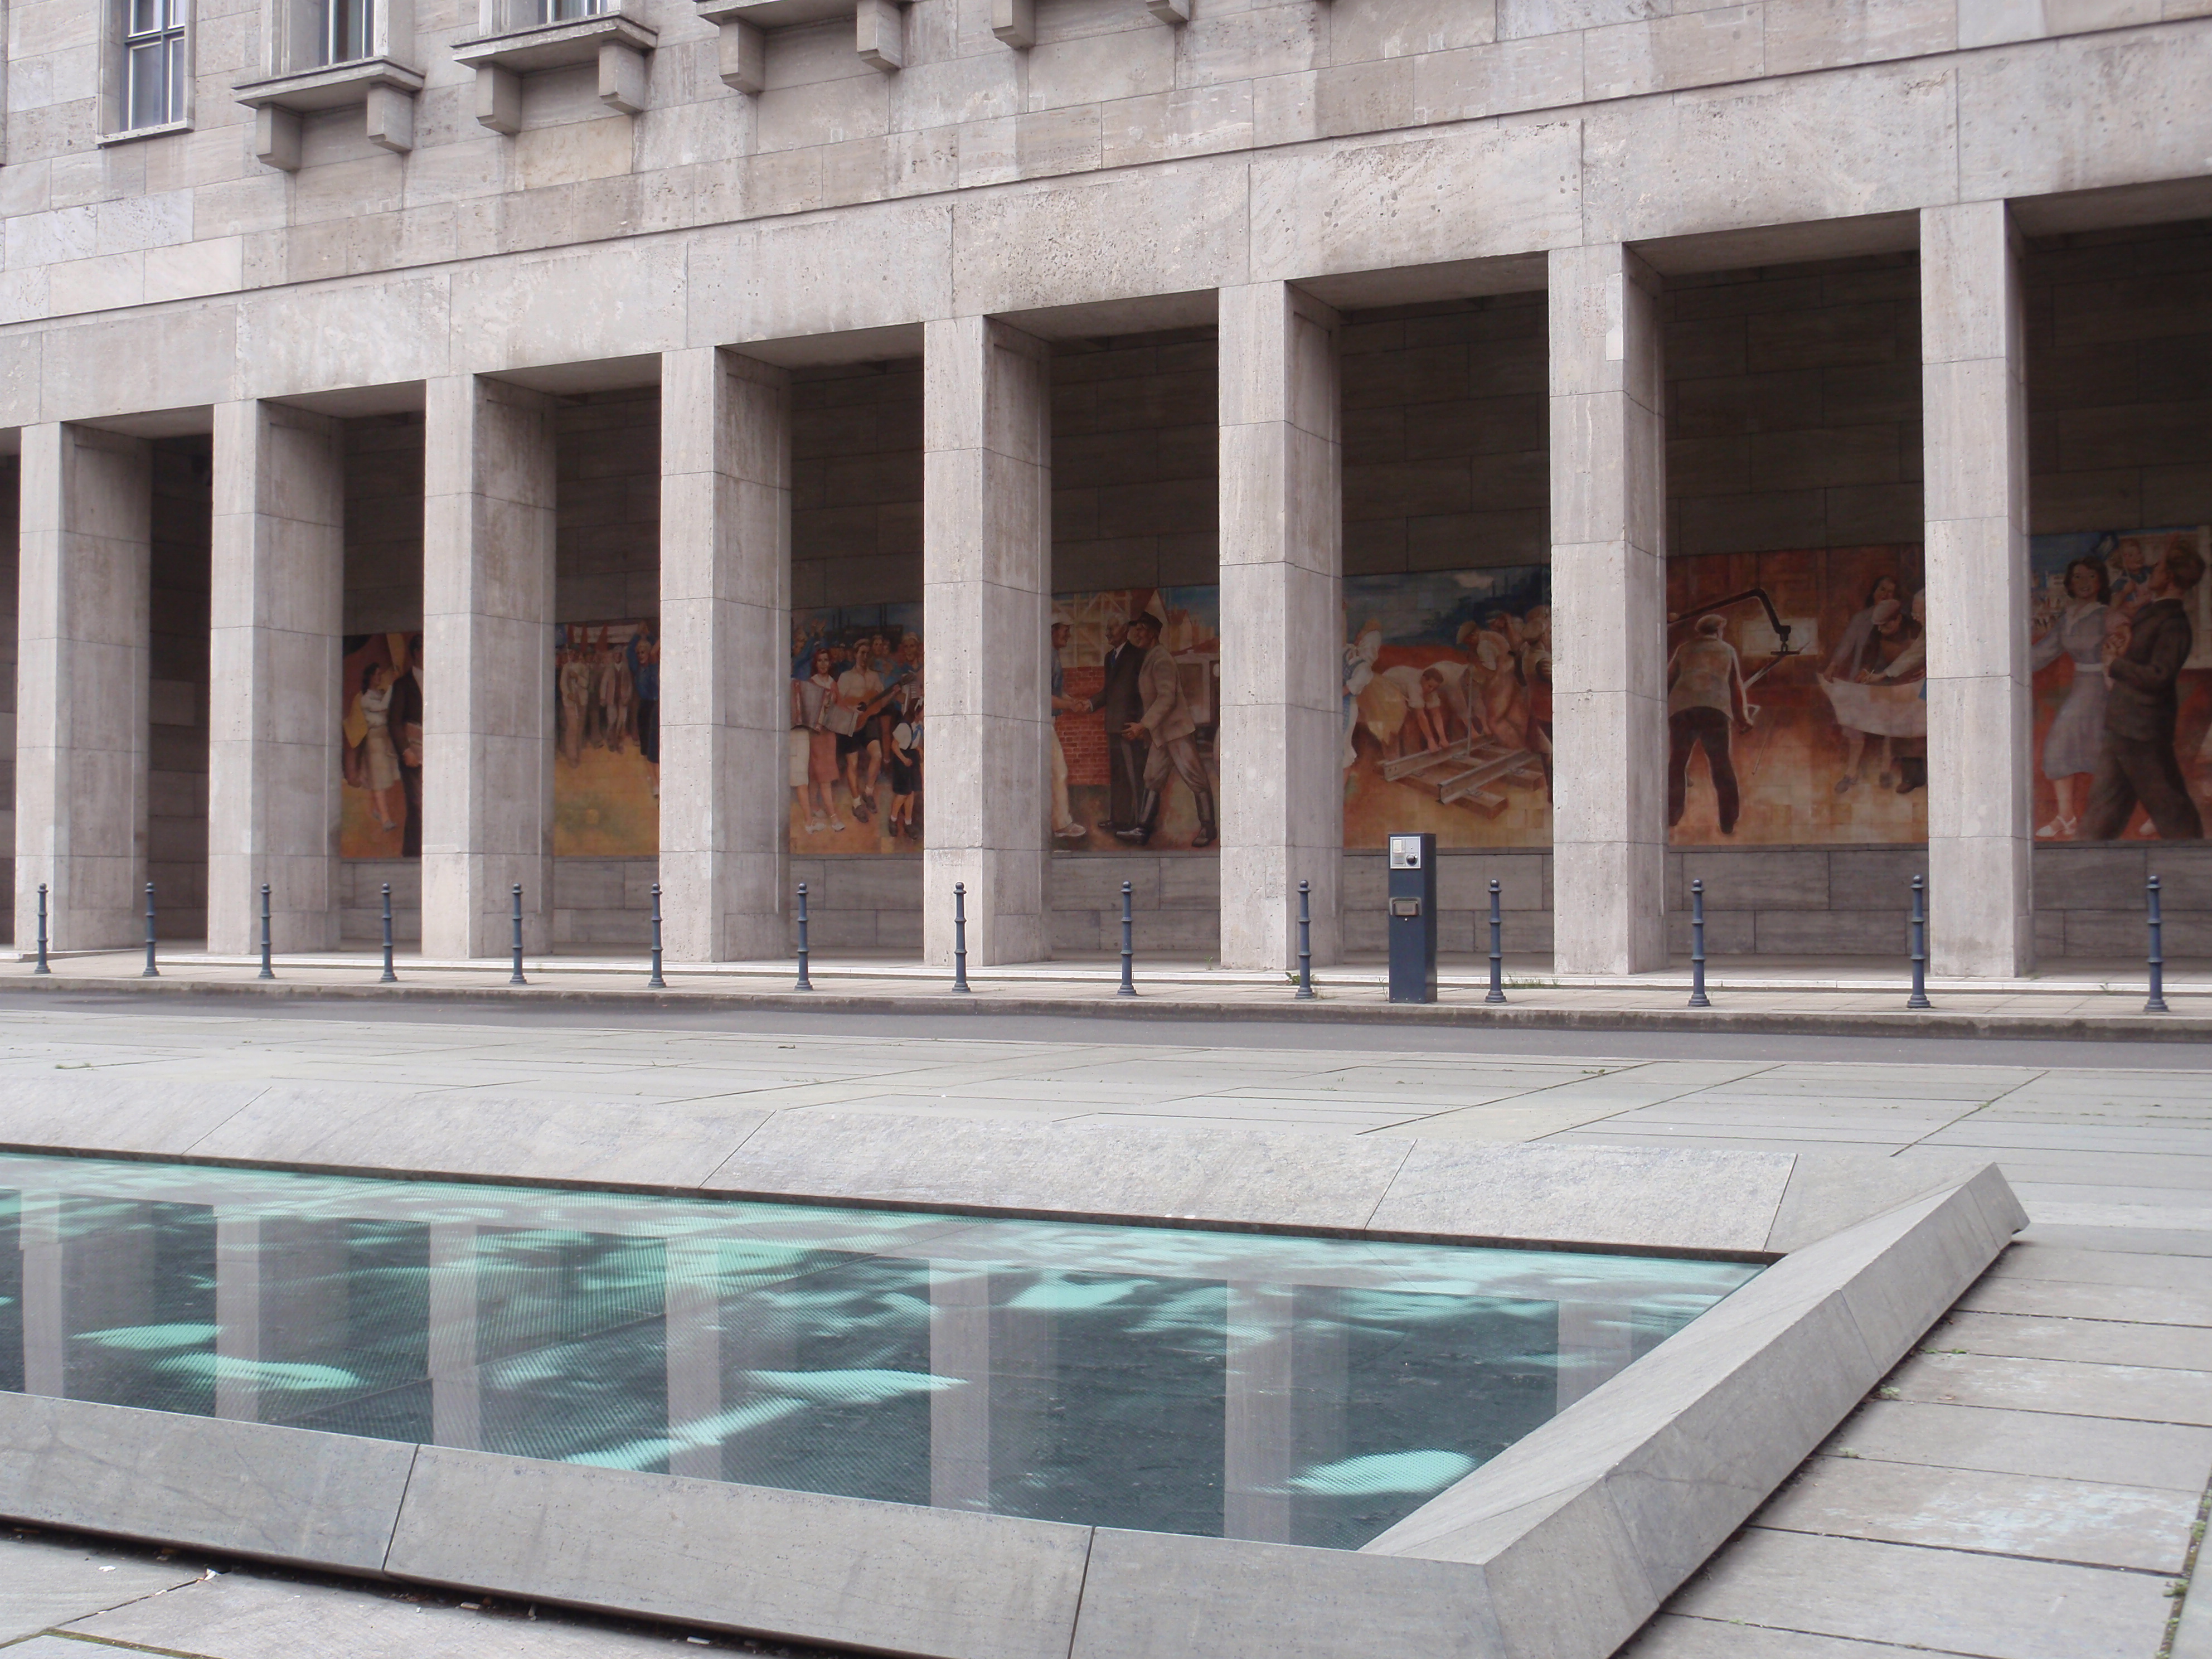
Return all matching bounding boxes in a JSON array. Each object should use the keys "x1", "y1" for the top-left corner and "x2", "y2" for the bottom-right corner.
[
  {"x1": 317, "y1": 0, "x2": 369, "y2": 63},
  {"x1": 123, "y1": 0, "x2": 188, "y2": 128}
]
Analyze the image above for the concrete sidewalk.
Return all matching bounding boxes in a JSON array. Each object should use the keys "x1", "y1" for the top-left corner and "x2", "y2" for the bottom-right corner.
[
  {"x1": 0, "y1": 1002, "x2": 2200, "y2": 1658},
  {"x1": 10, "y1": 944, "x2": 2209, "y2": 1041}
]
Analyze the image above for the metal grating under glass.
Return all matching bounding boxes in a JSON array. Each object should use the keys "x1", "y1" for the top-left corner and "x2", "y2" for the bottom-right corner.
[{"x1": 0, "y1": 1152, "x2": 1759, "y2": 1550}]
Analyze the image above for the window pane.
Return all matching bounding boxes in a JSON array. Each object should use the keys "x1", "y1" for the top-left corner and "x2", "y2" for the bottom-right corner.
[
  {"x1": 129, "y1": 0, "x2": 159, "y2": 38},
  {"x1": 127, "y1": 40, "x2": 164, "y2": 127},
  {"x1": 168, "y1": 35, "x2": 186, "y2": 120}
]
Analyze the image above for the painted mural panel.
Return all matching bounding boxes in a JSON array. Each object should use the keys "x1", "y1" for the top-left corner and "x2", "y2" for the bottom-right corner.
[
  {"x1": 2030, "y1": 526, "x2": 2212, "y2": 842},
  {"x1": 1342, "y1": 567, "x2": 1554, "y2": 850},
  {"x1": 554, "y1": 620, "x2": 660, "y2": 858},
  {"x1": 339, "y1": 632, "x2": 424, "y2": 859},
  {"x1": 1665, "y1": 546, "x2": 1926, "y2": 846},
  {"x1": 790, "y1": 604, "x2": 925, "y2": 853},
  {"x1": 1051, "y1": 586, "x2": 1220, "y2": 852}
]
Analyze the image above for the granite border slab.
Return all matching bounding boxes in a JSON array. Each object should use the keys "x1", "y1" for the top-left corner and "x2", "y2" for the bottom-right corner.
[
  {"x1": 9, "y1": 972, "x2": 2212, "y2": 1041},
  {"x1": 0, "y1": 1394, "x2": 415, "y2": 1573},
  {"x1": 0, "y1": 1098, "x2": 2026, "y2": 1659}
]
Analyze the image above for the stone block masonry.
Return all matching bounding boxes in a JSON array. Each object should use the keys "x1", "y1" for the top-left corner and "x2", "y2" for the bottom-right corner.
[{"x1": 3, "y1": 0, "x2": 2209, "y2": 971}]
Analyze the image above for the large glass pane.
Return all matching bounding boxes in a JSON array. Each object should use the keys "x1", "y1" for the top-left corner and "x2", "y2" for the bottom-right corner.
[
  {"x1": 165, "y1": 35, "x2": 186, "y2": 121},
  {"x1": 0, "y1": 1153, "x2": 1761, "y2": 1550},
  {"x1": 126, "y1": 41, "x2": 167, "y2": 128}
]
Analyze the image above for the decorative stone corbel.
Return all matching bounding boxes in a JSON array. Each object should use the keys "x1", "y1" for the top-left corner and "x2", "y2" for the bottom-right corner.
[
  {"x1": 855, "y1": 0, "x2": 903, "y2": 70},
  {"x1": 1145, "y1": 0, "x2": 1189, "y2": 21},
  {"x1": 991, "y1": 0, "x2": 1032, "y2": 48}
]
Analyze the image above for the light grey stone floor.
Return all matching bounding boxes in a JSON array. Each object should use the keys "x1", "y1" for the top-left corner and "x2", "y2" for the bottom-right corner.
[{"x1": 0, "y1": 998, "x2": 2204, "y2": 1659}]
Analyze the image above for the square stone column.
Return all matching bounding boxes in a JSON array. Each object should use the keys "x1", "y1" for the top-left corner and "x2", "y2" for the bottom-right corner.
[
  {"x1": 922, "y1": 316, "x2": 1052, "y2": 967},
  {"x1": 1218, "y1": 282, "x2": 1343, "y2": 972},
  {"x1": 208, "y1": 400, "x2": 345, "y2": 957},
  {"x1": 1923, "y1": 202, "x2": 2033, "y2": 977},
  {"x1": 659, "y1": 347, "x2": 790, "y2": 963},
  {"x1": 421, "y1": 375, "x2": 556, "y2": 961},
  {"x1": 14, "y1": 422, "x2": 152, "y2": 953},
  {"x1": 1549, "y1": 244, "x2": 1668, "y2": 975}
]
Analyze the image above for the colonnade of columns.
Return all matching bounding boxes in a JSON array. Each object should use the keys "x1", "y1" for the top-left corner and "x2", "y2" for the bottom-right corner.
[{"x1": 11, "y1": 220, "x2": 2038, "y2": 977}]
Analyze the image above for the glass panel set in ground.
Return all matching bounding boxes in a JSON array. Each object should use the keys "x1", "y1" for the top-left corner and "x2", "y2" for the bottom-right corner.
[{"x1": 0, "y1": 1153, "x2": 1758, "y2": 1550}]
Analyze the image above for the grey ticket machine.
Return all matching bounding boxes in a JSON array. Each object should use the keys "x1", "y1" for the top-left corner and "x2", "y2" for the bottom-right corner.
[{"x1": 1388, "y1": 832, "x2": 1438, "y2": 1003}]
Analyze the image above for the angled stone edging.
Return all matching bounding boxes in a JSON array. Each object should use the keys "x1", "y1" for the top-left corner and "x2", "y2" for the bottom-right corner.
[
  {"x1": 0, "y1": 1089, "x2": 2026, "y2": 1658},
  {"x1": 3, "y1": 972, "x2": 2205, "y2": 1041}
]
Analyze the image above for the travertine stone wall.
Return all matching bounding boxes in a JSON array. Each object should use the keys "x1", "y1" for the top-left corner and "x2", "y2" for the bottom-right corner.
[
  {"x1": 0, "y1": 0, "x2": 2186, "y2": 332},
  {"x1": 343, "y1": 415, "x2": 427, "y2": 637},
  {"x1": 295, "y1": 222, "x2": 2212, "y2": 961},
  {"x1": 148, "y1": 439, "x2": 212, "y2": 944},
  {"x1": 0, "y1": 458, "x2": 18, "y2": 942},
  {"x1": 1053, "y1": 328, "x2": 1220, "y2": 592},
  {"x1": 1343, "y1": 293, "x2": 1550, "y2": 578},
  {"x1": 1663, "y1": 255, "x2": 1924, "y2": 557},
  {"x1": 2027, "y1": 222, "x2": 2212, "y2": 535}
]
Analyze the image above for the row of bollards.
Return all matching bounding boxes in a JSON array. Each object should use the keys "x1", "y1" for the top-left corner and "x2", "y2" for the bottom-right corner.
[{"x1": 38, "y1": 870, "x2": 2191, "y2": 1017}]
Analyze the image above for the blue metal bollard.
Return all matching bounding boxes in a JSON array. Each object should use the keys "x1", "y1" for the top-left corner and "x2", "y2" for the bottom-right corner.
[
  {"x1": 649, "y1": 882, "x2": 666, "y2": 989},
  {"x1": 142, "y1": 883, "x2": 158, "y2": 978},
  {"x1": 1687, "y1": 878, "x2": 1710, "y2": 1008},
  {"x1": 258, "y1": 884, "x2": 275, "y2": 981},
  {"x1": 1296, "y1": 880, "x2": 1314, "y2": 1000},
  {"x1": 952, "y1": 883, "x2": 971, "y2": 993},
  {"x1": 1118, "y1": 881, "x2": 1136, "y2": 997},
  {"x1": 1907, "y1": 875, "x2": 1932, "y2": 1010},
  {"x1": 33, "y1": 884, "x2": 49, "y2": 975},
  {"x1": 1485, "y1": 879, "x2": 1506, "y2": 1005},
  {"x1": 2146, "y1": 874, "x2": 2168, "y2": 1014},
  {"x1": 509, "y1": 884, "x2": 527, "y2": 987},
  {"x1": 794, "y1": 882, "x2": 813, "y2": 991},
  {"x1": 380, "y1": 883, "x2": 397, "y2": 983}
]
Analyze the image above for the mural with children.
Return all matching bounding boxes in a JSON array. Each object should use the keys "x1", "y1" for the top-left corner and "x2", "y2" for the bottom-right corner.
[{"x1": 789, "y1": 605, "x2": 925, "y2": 852}]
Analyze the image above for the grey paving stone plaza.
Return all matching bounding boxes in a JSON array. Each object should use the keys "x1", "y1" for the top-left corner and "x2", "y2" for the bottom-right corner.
[{"x1": 0, "y1": 996, "x2": 2203, "y2": 1658}]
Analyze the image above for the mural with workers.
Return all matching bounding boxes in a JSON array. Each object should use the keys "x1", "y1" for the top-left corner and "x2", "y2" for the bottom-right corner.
[
  {"x1": 1663, "y1": 546, "x2": 1928, "y2": 846},
  {"x1": 1050, "y1": 586, "x2": 1222, "y2": 852},
  {"x1": 2028, "y1": 525, "x2": 2212, "y2": 842},
  {"x1": 1341, "y1": 566, "x2": 1556, "y2": 850}
]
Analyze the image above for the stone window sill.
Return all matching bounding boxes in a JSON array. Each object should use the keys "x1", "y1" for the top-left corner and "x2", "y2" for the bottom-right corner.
[
  {"x1": 234, "y1": 57, "x2": 423, "y2": 167},
  {"x1": 234, "y1": 57, "x2": 424, "y2": 114},
  {"x1": 695, "y1": 0, "x2": 904, "y2": 85},
  {"x1": 452, "y1": 13, "x2": 656, "y2": 75},
  {"x1": 452, "y1": 12, "x2": 658, "y2": 128},
  {"x1": 96, "y1": 119, "x2": 193, "y2": 148}
]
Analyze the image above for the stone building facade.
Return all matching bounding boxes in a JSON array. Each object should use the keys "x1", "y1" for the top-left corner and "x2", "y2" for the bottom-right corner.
[{"x1": 1, "y1": 0, "x2": 2209, "y2": 972}]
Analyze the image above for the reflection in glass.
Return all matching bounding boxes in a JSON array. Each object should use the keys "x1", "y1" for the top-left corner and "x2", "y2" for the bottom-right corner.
[
  {"x1": 0, "y1": 1153, "x2": 1758, "y2": 1550},
  {"x1": 316, "y1": 0, "x2": 370, "y2": 66}
]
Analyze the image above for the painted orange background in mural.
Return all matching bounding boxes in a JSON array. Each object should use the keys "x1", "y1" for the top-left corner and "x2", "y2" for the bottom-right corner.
[{"x1": 1665, "y1": 546, "x2": 1928, "y2": 846}]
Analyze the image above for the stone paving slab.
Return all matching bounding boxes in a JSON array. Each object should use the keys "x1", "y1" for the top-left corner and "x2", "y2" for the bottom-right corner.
[
  {"x1": 1624, "y1": 1615, "x2": 1963, "y2": 1656},
  {"x1": 1754, "y1": 1455, "x2": 2198, "y2": 1570},
  {"x1": 0, "y1": 1535, "x2": 198, "y2": 1642},
  {"x1": 1931, "y1": 1309, "x2": 2212, "y2": 1369},
  {"x1": 1885, "y1": 1350, "x2": 2212, "y2": 1423},
  {"x1": 1661, "y1": 1527, "x2": 2174, "y2": 1659},
  {"x1": 1823, "y1": 1398, "x2": 2212, "y2": 1491}
]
